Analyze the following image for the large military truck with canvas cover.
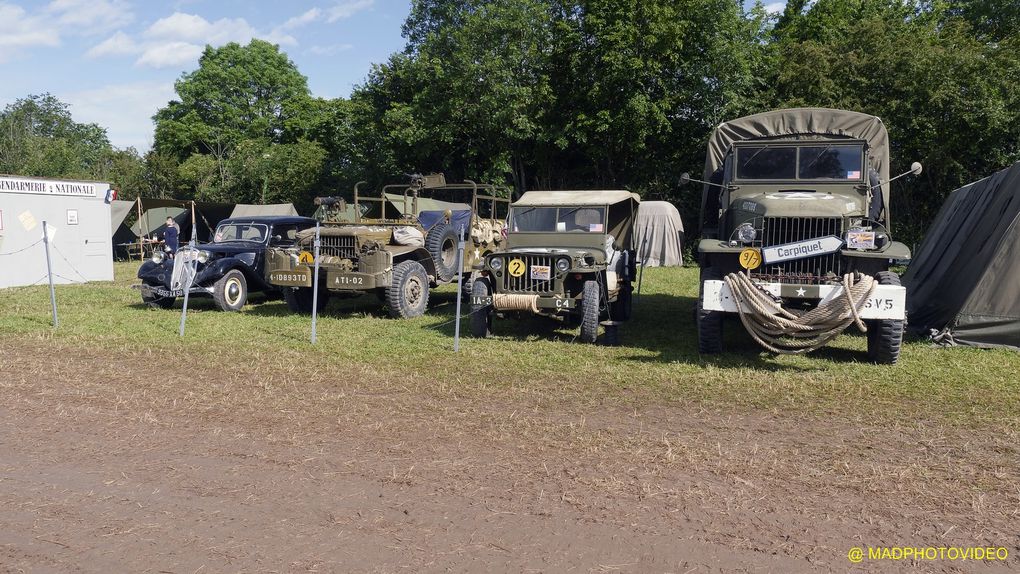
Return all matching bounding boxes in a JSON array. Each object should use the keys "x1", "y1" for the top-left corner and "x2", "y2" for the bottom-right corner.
[
  {"x1": 264, "y1": 174, "x2": 510, "y2": 318},
  {"x1": 470, "y1": 190, "x2": 640, "y2": 343},
  {"x1": 685, "y1": 108, "x2": 921, "y2": 363}
]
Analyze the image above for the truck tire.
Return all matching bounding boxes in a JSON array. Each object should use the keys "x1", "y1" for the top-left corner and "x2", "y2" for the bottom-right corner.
[
  {"x1": 283, "y1": 286, "x2": 330, "y2": 314},
  {"x1": 579, "y1": 280, "x2": 600, "y2": 344},
  {"x1": 867, "y1": 271, "x2": 904, "y2": 364},
  {"x1": 697, "y1": 267, "x2": 723, "y2": 354},
  {"x1": 426, "y1": 223, "x2": 459, "y2": 282},
  {"x1": 470, "y1": 277, "x2": 492, "y2": 338},
  {"x1": 387, "y1": 260, "x2": 430, "y2": 318},
  {"x1": 213, "y1": 269, "x2": 247, "y2": 312}
]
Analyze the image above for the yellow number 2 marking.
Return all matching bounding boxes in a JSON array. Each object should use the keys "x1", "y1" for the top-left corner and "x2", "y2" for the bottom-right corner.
[
  {"x1": 508, "y1": 258, "x2": 526, "y2": 277},
  {"x1": 739, "y1": 248, "x2": 762, "y2": 270}
]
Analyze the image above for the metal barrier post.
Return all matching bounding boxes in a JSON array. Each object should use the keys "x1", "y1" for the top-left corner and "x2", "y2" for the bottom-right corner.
[
  {"x1": 453, "y1": 225, "x2": 466, "y2": 352},
  {"x1": 311, "y1": 222, "x2": 321, "y2": 344},
  {"x1": 42, "y1": 221, "x2": 58, "y2": 327}
]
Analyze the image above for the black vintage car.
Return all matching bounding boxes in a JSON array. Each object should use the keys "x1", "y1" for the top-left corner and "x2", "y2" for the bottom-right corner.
[{"x1": 135, "y1": 216, "x2": 317, "y2": 311}]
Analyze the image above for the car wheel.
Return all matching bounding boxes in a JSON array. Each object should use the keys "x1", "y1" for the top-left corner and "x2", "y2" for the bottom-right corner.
[
  {"x1": 426, "y1": 223, "x2": 460, "y2": 282},
  {"x1": 283, "y1": 286, "x2": 330, "y2": 314},
  {"x1": 866, "y1": 271, "x2": 904, "y2": 364},
  {"x1": 698, "y1": 267, "x2": 723, "y2": 354},
  {"x1": 579, "y1": 280, "x2": 600, "y2": 344},
  {"x1": 213, "y1": 269, "x2": 247, "y2": 312},
  {"x1": 141, "y1": 290, "x2": 175, "y2": 309},
  {"x1": 470, "y1": 277, "x2": 492, "y2": 338},
  {"x1": 386, "y1": 260, "x2": 430, "y2": 318}
]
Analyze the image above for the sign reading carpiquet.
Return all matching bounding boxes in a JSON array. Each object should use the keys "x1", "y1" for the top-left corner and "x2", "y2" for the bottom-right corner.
[
  {"x1": 0, "y1": 176, "x2": 98, "y2": 197},
  {"x1": 762, "y1": 235, "x2": 843, "y2": 265}
]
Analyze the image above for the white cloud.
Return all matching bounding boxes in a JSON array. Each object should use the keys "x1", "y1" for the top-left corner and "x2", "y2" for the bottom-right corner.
[
  {"x1": 280, "y1": 8, "x2": 321, "y2": 31},
  {"x1": 85, "y1": 30, "x2": 136, "y2": 58},
  {"x1": 136, "y1": 41, "x2": 204, "y2": 68},
  {"x1": 764, "y1": 2, "x2": 787, "y2": 14},
  {"x1": 0, "y1": 4, "x2": 60, "y2": 57},
  {"x1": 327, "y1": 0, "x2": 374, "y2": 23},
  {"x1": 61, "y1": 81, "x2": 176, "y2": 152},
  {"x1": 308, "y1": 43, "x2": 353, "y2": 56},
  {"x1": 144, "y1": 12, "x2": 259, "y2": 44},
  {"x1": 45, "y1": 0, "x2": 134, "y2": 35}
]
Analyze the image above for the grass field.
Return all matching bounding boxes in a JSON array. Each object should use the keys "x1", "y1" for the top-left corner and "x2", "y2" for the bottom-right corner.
[
  {"x1": 2, "y1": 262, "x2": 1018, "y2": 427},
  {"x1": 1, "y1": 262, "x2": 1018, "y2": 572}
]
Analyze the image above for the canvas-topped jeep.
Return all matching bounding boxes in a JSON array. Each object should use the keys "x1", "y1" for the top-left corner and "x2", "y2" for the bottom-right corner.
[
  {"x1": 471, "y1": 190, "x2": 640, "y2": 343},
  {"x1": 686, "y1": 107, "x2": 920, "y2": 363},
  {"x1": 264, "y1": 174, "x2": 510, "y2": 318}
]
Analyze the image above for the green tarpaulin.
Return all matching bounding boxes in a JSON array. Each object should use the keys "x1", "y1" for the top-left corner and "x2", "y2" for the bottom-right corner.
[{"x1": 904, "y1": 160, "x2": 1020, "y2": 350}]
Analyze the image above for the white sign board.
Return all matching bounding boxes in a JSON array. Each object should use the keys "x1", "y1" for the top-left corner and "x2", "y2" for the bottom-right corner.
[
  {"x1": 0, "y1": 176, "x2": 98, "y2": 198},
  {"x1": 67, "y1": 209, "x2": 79, "y2": 225},
  {"x1": 18, "y1": 210, "x2": 37, "y2": 231},
  {"x1": 762, "y1": 235, "x2": 843, "y2": 264}
]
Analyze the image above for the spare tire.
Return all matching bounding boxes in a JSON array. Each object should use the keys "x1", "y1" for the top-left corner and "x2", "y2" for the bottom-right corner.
[{"x1": 426, "y1": 223, "x2": 460, "y2": 282}]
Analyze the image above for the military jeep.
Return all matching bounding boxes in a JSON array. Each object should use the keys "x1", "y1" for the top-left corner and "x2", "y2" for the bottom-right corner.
[
  {"x1": 688, "y1": 108, "x2": 919, "y2": 363},
  {"x1": 471, "y1": 190, "x2": 640, "y2": 343},
  {"x1": 264, "y1": 174, "x2": 510, "y2": 318}
]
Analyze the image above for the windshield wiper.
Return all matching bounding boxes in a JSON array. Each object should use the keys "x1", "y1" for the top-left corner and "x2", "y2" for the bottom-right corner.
[
  {"x1": 802, "y1": 143, "x2": 834, "y2": 172},
  {"x1": 741, "y1": 144, "x2": 771, "y2": 167}
]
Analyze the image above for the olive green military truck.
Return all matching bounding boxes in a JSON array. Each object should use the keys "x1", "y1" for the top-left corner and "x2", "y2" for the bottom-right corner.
[
  {"x1": 686, "y1": 108, "x2": 921, "y2": 363},
  {"x1": 264, "y1": 174, "x2": 510, "y2": 318},
  {"x1": 470, "y1": 190, "x2": 640, "y2": 343}
]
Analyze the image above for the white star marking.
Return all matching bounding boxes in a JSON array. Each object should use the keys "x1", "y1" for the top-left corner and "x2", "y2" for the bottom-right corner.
[{"x1": 796, "y1": 288, "x2": 807, "y2": 296}]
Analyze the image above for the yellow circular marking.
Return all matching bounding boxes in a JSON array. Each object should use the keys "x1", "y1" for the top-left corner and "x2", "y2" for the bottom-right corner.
[
  {"x1": 739, "y1": 248, "x2": 762, "y2": 270},
  {"x1": 507, "y1": 258, "x2": 526, "y2": 277},
  {"x1": 298, "y1": 251, "x2": 314, "y2": 264}
]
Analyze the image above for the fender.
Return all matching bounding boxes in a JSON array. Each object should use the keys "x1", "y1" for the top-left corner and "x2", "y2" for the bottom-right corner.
[
  {"x1": 392, "y1": 246, "x2": 438, "y2": 279},
  {"x1": 194, "y1": 257, "x2": 270, "y2": 290}
]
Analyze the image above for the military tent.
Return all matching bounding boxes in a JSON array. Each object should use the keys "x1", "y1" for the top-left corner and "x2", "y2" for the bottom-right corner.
[
  {"x1": 230, "y1": 203, "x2": 298, "y2": 218},
  {"x1": 903, "y1": 160, "x2": 1020, "y2": 350},
  {"x1": 632, "y1": 201, "x2": 684, "y2": 266}
]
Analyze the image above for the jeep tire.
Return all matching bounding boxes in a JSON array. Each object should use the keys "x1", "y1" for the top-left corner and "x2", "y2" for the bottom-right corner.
[
  {"x1": 579, "y1": 280, "x2": 600, "y2": 344},
  {"x1": 470, "y1": 277, "x2": 492, "y2": 338},
  {"x1": 426, "y1": 223, "x2": 459, "y2": 283},
  {"x1": 697, "y1": 267, "x2": 723, "y2": 354},
  {"x1": 283, "y1": 286, "x2": 330, "y2": 314},
  {"x1": 866, "y1": 271, "x2": 904, "y2": 364},
  {"x1": 387, "y1": 260, "x2": 430, "y2": 318},
  {"x1": 213, "y1": 269, "x2": 247, "y2": 312}
]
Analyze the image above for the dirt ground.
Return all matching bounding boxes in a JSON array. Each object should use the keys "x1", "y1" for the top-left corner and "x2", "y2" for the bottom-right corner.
[{"x1": 1, "y1": 339, "x2": 1017, "y2": 573}]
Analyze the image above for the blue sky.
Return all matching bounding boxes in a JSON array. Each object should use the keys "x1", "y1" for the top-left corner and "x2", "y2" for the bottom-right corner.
[{"x1": 1, "y1": 0, "x2": 786, "y2": 153}]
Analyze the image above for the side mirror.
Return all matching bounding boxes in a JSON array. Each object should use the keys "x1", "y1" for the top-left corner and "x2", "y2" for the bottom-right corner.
[
  {"x1": 679, "y1": 172, "x2": 691, "y2": 186},
  {"x1": 910, "y1": 161, "x2": 923, "y2": 176}
]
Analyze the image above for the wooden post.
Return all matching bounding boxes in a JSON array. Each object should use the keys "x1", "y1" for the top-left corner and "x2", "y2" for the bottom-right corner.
[{"x1": 135, "y1": 197, "x2": 144, "y2": 261}]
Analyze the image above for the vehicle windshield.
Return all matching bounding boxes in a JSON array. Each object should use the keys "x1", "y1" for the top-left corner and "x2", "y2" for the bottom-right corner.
[
  {"x1": 213, "y1": 223, "x2": 269, "y2": 243},
  {"x1": 735, "y1": 144, "x2": 864, "y2": 181},
  {"x1": 510, "y1": 206, "x2": 606, "y2": 233}
]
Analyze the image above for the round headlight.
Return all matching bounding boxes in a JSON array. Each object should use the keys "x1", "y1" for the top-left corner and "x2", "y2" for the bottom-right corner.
[
  {"x1": 736, "y1": 223, "x2": 757, "y2": 244},
  {"x1": 489, "y1": 257, "x2": 503, "y2": 272},
  {"x1": 151, "y1": 251, "x2": 164, "y2": 264},
  {"x1": 556, "y1": 257, "x2": 570, "y2": 273},
  {"x1": 197, "y1": 250, "x2": 210, "y2": 264}
]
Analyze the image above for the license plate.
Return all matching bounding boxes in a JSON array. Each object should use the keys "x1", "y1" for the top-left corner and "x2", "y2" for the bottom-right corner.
[
  {"x1": 269, "y1": 271, "x2": 310, "y2": 286},
  {"x1": 152, "y1": 286, "x2": 183, "y2": 297},
  {"x1": 530, "y1": 265, "x2": 551, "y2": 280}
]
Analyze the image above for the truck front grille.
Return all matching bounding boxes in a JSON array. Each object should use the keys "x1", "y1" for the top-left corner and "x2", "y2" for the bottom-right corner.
[
  {"x1": 319, "y1": 235, "x2": 358, "y2": 259},
  {"x1": 501, "y1": 255, "x2": 556, "y2": 294},
  {"x1": 755, "y1": 216, "x2": 844, "y2": 283}
]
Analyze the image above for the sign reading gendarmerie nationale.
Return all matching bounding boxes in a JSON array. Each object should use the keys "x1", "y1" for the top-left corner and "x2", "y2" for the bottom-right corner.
[
  {"x1": 0, "y1": 176, "x2": 98, "y2": 197},
  {"x1": 762, "y1": 235, "x2": 843, "y2": 265}
]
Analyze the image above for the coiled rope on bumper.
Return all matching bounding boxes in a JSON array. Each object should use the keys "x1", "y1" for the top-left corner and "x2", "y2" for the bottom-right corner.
[
  {"x1": 723, "y1": 271, "x2": 877, "y2": 355},
  {"x1": 493, "y1": 293, "x2": 540, "y2": 313}
]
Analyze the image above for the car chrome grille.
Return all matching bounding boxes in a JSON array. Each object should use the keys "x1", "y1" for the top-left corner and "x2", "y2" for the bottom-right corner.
[
  {"x1": 170, "y1": 248, "x2": 200, "y2": 290},
  {"x1": 501, "y1": 255, "x2": 556, "y2": 294},
  {"x1": 319, "y1": 235, "x2": 358, "y2": 259},
  {"x1": 754, "y1": 216, "x2": 844, "y2": 284}
]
